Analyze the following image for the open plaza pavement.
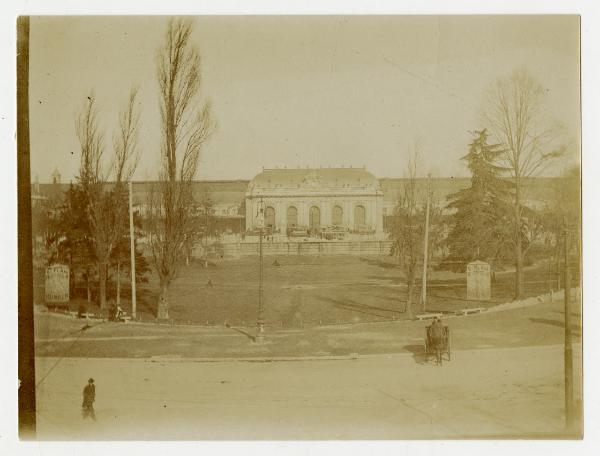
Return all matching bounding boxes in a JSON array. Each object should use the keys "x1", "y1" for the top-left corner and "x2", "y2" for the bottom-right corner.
[{"x1": 33, "y1": 288, "x2": 582, "y2": 439}]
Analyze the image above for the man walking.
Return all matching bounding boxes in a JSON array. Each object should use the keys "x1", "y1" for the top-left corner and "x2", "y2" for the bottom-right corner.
[{"x1": 82, "y1": 378, "x2": 96, "y2": 420}]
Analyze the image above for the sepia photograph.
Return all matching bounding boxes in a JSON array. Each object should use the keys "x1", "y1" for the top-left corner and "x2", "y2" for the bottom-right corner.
[{"x1": 14, "y1": 13, "x2": 583, "y2": 442}]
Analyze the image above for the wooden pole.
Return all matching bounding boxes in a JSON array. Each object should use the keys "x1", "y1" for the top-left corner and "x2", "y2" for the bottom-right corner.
[
  {"x1": 129, "y1": 180, "x2": 137, "y2": 319},
  {"x1": 421, "y1": 174, "x2": 431, "y2": 310},
  {"x1": 256, "y1": 200, "x2": 265, "y2": 342},
  {"x1": 116, "y1": 261, "x2": 121, "y2": 307},
  {"x1": 17, "y1": 16, "x2": 36, "y2": 438},
  {"x1": 563, "y1": 224, "x2": 574, "y2": 431},
  {"x1": 205, "y1": 209, "x2": 209, "y2": 267}
]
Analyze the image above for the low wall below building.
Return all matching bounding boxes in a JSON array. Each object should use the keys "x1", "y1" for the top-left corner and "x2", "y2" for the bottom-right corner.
[{"x1": 194, "y1": 240, "x2": 394, "y2": 257}]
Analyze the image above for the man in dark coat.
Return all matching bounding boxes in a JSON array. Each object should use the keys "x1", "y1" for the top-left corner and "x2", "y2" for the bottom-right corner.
[
  {"x1": 429, "y1": 317, "x2": 446, "y2": 366},
  {"x1": 82, "y1": 378, "x2": 96, "y2": 420},
  {"x1": 108, "y1": 303, "x2": 117, "y2": 321}
]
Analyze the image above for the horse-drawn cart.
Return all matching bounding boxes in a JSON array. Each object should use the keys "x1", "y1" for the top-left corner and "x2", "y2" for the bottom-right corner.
[{"x1": 425, "y1": 324, "x2": 451, "y2": 365}]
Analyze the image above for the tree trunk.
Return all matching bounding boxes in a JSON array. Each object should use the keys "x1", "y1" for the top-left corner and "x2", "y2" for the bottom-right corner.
[
  {"x1": 556, "y1": 250, "x2": 561, "y2": 289},
  {"x1": 204, "y1": 236, "x2": 209, "y2": 268},
  {"x1": 406, "y1": 266, "x2": 416, "y2": 319},
  {"x1": 514, "y1": 177, "x2": 524, "y2": 299},
  {"x1": 157, "y1": 281, "x2": 169, "y2": 320},
  {"x1": 98, "y1": 261, "x2": 108, "y2": 309},
  {"x1": 86, "y1": 266, "x2": 91, "y2": 304},
  {"x1": 69, "y1": 253, "x2": 74, "y2": 297},
  {"x1": 116, "y1": 261, "x2": 121, "y2": 307},
  {"x1": 397, "y1": 250, "x2": 405, "y2": 313}
]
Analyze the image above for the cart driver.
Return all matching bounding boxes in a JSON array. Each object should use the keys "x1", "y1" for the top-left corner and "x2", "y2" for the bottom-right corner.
[{"x1": 430, "y1": 317, "x2": 445, "y2": 366}]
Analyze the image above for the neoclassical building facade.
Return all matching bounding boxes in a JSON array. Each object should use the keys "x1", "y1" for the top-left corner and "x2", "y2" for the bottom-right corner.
[{"x1": 245, "y1": 167, "x2": 385, "y2": 234}]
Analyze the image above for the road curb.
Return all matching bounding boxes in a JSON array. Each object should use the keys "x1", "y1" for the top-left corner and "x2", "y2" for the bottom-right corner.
[
  {"x1": 145, "y1": 353, "x2": 363, "y2": 363},
  {"x1": 36, "y1": 344, "x2": 579, "y2": 364}
]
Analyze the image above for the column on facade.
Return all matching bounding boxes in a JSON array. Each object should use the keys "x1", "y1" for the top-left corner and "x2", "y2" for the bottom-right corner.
[
  {"x1": 298, "y1": 200, "x2": 307, "y2": 226},
  {"x1": 307, "y1": 200, "x2": 318, "y2": 227},
  {"x1": 376, "y1": 195, "x2": 384, "y2": 233},
  {"x1": 369, "y1": 198, "x2": 376, "y2": 230},
  {"x1": 245, "y1": 197, "x2": 253, "y2": 230},
  {"x1": 321, "y1": 200, "x2": 330, "y2": 227},
  {"x1": 305, "y1": 200, "x2": 310, "y2": 225},
  {"x1": 276, "y1": 199, "x2": 284, "y2": 232},
  {"x1": 264, "y1": 198, "x2": 272, "y2": 230},
  {"x1": 343, "y1": 200, "x2": 352, "y2": 229}
]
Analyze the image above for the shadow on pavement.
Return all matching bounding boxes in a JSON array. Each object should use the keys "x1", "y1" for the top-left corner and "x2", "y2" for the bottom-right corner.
[
  {"x1": 402, "y1": 344, "x2": 429, "y2": 365},
  {"x1": 529, "y1": 317, "x2": 581, "y2": 336},
  {"x1": 226, "y1": 324, "x2": 256, "y2": 342}
]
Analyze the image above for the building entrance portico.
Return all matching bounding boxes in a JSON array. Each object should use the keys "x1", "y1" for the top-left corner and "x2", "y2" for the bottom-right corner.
[{"x1": 246, "y1": 167, "x2": 384, "y2": 237}]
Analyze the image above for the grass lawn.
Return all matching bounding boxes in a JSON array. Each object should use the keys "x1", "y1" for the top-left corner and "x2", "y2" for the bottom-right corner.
[
  {"x1": 39, "y1": 255, "x2": 562, "y2": 327},
  {"x1": 33, "y1": 254, "x2": 582, "y2": 359},
  {"x1": 130, "y1": 255, "x2": 558, "y2": 326}
]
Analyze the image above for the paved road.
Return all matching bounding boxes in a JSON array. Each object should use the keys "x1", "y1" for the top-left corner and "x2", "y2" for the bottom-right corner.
[{"x1": 35, "y1": 344, "x2": 582, "y2": 439}]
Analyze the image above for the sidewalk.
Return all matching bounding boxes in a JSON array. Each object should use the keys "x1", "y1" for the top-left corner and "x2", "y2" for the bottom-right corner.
[{"x1": 35, "y1": 292, "x2": 581, "y2": 360}]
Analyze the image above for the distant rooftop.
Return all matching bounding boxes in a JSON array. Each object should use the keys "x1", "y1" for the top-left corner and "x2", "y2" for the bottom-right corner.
[{"x1": 249, "y1": 166, "x2": 379, "y2": 190}]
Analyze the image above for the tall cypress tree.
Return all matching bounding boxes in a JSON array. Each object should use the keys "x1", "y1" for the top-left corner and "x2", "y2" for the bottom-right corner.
[{"x1": 442, "y1": 129, "x2": 513, "y2": 271}]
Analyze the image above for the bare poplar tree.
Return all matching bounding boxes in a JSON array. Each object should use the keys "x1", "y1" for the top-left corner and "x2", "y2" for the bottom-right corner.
[
  {"x1": 147, "y1": 19, "x2": 214, "y2": 320},
  {"x1": 485, "y1": 69, "x2": 565, "y2": 298},
  {"x1": 77, "y1": 88, "x2": 140, "y2": 310}
]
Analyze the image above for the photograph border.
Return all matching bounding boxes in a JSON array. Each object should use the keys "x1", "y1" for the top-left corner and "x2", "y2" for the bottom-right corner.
[{"x1": 2, "y1": 1, "x2": 598, "y2": 455}]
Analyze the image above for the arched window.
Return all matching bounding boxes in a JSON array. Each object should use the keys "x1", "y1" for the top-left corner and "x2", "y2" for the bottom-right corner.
[
  {"x1": 287, "y1": 206, "x2": 298, "y2": 227},
  {"x1": 332, "y1": 205, "x2": 343, "y2": 226},
  {"x1": 265, "y1": 206, "x2": 275, "y2": 230},
  {"x1": 354, "y1": 205, "x2": 366, "y2": 228},
  {"x1": 309, "y1": 206, "x2": 321, "y2": 230}
]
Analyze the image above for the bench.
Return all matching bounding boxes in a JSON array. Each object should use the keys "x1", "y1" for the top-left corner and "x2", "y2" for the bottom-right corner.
[
  {"x1": 416, "y1": 312, "x2": 444, "y2": 321},
  {"x1": 70, "y1": 311, "x2": 99, "y2": 319},
  {"x1": 456, "y1": 307, "x2": 486, "y2": 316}
]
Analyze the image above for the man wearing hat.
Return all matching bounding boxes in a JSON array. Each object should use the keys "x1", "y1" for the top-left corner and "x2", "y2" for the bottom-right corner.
[{"x1": 82, "y1": 378, "x2": 96, "y2": 420}]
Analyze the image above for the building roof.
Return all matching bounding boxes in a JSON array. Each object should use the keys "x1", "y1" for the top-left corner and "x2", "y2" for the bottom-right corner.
[
  {"x1": 31, "y1": 175, "x2": 576, "y2": 210},
  {"x1": 129, "y1": 180, "x2": 248, "y2": 206},
  {"x1": 379, "y1": 176, "x2": 574, "y2": 206},
  {"x1": 380, "y1": 177, "x2": 472, "y2": 203},
  {"x1": 248, "y1": 167, "x2": 380, "y2": 191}
]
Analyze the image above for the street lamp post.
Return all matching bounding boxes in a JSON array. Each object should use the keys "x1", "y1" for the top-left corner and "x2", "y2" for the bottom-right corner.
[
  {"x1": 255, "y1": 199, "x2": 266, "y2": 343},
  {"x1": 128, "y1": 180, "x2": 137, "y2": 320}
]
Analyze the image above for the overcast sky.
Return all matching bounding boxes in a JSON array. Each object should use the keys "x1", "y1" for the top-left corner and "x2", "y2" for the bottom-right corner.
[{"x1": 28, "y1": 15, "x2": 580, "y2": 183}]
